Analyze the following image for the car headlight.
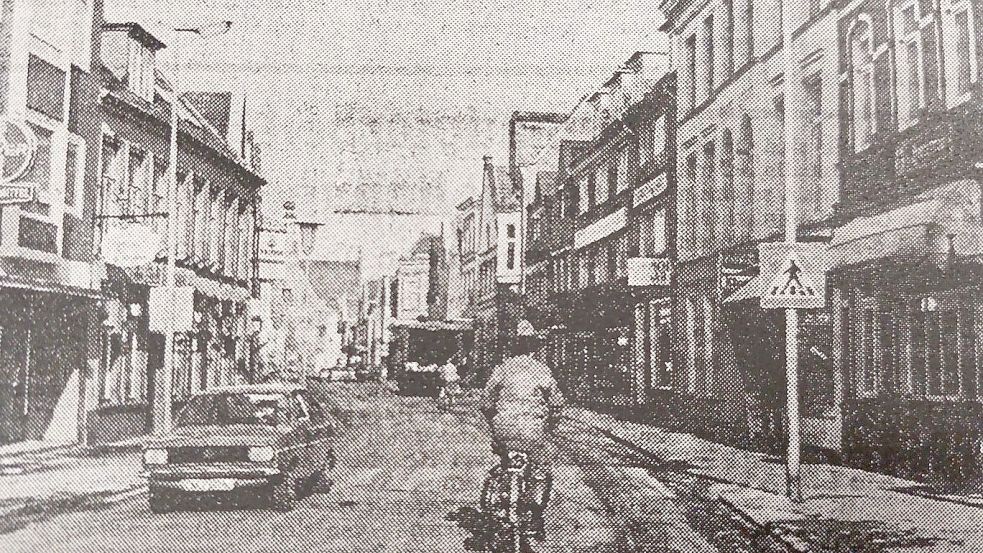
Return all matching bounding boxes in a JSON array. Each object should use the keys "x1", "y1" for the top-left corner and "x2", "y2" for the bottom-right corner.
[
  {"x1": 248, "y1": 446, "x2": 275, "y2": 463},
  {"x1": 143, "y1": 448, "x2": 168, "y2": 465}
]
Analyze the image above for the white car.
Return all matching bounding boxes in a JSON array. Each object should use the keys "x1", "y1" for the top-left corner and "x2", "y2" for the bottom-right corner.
[{"x1": 318, "y1": 367, "x2": 356, "y2": 382}]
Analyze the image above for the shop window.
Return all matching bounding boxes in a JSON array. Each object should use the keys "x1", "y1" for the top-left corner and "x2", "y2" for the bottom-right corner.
[
  {"x1": 649, "y1": 300, "x2": 672, "y2": 388},
  {"x1": 911, "y1": 297, "x2": 976, "y2": 399},
  {"x1": 803, "y1": 75, "x2": 824, "y2": 215}
]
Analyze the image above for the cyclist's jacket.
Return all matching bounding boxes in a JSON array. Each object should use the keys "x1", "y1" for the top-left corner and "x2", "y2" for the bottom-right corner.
[{"x1": 480, "y1": 354, "x2": 564, "y2": 421}]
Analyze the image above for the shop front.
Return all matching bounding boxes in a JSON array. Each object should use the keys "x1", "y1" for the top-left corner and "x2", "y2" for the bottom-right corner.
[
  {"x1": 89, "y1": 262, "x2": 252, "y2": 443},
  {"x1": 830, "y1": 180, "x2": 983, "y2": 483}
]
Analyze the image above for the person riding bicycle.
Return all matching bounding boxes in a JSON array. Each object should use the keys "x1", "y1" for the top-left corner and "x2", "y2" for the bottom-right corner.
[{"x1": 479, "y1": 319, "x2": 564, "y2": 537}]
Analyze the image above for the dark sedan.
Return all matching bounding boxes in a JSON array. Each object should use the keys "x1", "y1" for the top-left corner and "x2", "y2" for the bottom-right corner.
[{"x1": 142, "y1": 383, "x2": 337, "y2": 512}]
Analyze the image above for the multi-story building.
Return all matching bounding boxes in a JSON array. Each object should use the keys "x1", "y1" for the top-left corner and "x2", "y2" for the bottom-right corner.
[
  {"x1": 0, "y1": 0, "x2": 102, "y2": 445},
  {"x1": 453, "y1": 156, "x2": 521, "y2": 380},
  {"x1": 659, "y1": 0, "x2": 842, "y2": 448},
  {"x1": 521, "y1": 51, "x2": 674, "y2": 408},
  {"x1": 829, "y1": 0, "x2": 983, "y2": 482},
  {"x1": 78, "y1": 22, "x2": 265, "y2": 443}
]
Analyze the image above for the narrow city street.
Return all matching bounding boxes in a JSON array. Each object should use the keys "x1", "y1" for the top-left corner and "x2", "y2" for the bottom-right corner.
[{"x1": 0, "y1": 384, "x2": 778, "y2": 552}]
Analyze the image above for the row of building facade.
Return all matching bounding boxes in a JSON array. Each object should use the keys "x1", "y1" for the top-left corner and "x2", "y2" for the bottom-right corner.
[
  {"x1": 0, "y1": 3, "x2": 265, "y2": 445},
  {"x1": 456, "y1": 0, "x2": 983, "y2": 484}
]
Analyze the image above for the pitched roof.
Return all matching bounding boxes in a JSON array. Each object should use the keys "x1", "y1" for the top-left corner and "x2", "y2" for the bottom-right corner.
[
  {"x1": 492, "y1": 165, "x2": 519, "y2": 211},
  {"x1": 184, "y1": 92, "x2": 233, "y2": 139}
]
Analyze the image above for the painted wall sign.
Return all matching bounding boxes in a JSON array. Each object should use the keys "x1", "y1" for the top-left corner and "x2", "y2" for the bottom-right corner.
[
  {"x1": 632, "y1": 173, "x2": 668, "y2": 208},
  {"x1": 627, "y1": 257, "x2": 672, "y2": 287}
]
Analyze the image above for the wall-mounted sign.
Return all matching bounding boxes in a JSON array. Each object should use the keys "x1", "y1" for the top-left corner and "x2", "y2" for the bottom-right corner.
[
  {"x1": 632, "y1": 173, "x2": 668, "y2": 208},
  {"x1": 0, "y1": 118, "x2": 38, "y2": 204},
  {"x1": 627, "y1": 257, "x2": 672, "y2": 287},
  {"x1": 574, "y1": 207, "x2": 626, "y2": 249},
  {"x1": 101, "y1": 221, "x2": 164, "y2": 267}
]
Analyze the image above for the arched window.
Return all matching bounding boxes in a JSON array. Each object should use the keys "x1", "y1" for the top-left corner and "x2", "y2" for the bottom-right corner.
[
  {"x1": 701, "y1": 140, "x2": 717, "y2": 255},
  {"x1": 736, "y1": 114, "x2": 754, "y2": 242},
  {"x1": 849, "y1": 17, "x2": 875, "y2": 151},
  {"x1": 719, "y1": 129, "x2": 735, "y2": 247}
]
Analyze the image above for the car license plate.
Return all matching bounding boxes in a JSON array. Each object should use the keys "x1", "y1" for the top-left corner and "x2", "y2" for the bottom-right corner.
[{"x1": 178, "y1": 478, "x2": 235, "y2": 492}]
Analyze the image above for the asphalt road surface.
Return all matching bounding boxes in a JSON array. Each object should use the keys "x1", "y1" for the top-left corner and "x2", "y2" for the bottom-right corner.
[{"x1": 0, "y1": 385, "x2": 779, "y2": 552}]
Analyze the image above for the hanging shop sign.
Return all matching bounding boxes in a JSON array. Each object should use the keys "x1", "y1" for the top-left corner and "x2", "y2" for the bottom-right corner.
[
  {"x1": 100, "y1": 220, "x2": 164, "y2": 267},
  {"x1": 627, "y1": 257, "x2": 672, "y2": 287},
  {"x1": 0, "y1": 118, "x2": 38, "y2": 204}
]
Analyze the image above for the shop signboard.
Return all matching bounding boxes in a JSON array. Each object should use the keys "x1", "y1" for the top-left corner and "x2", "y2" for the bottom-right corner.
[
  {"x1": 759, "y1": 242, "x2": 829, "y2": 309},
  {"x1": 718, "y1": 249, "x2": 758, "y2": 301},
  {"x1": 0, "y1": 118, "x2": 38, "y2": 204},
  {"x1": 632, "y1": 173, "x2": 668, "y2": 208},
  {"x1": 101, "y1": 220, "x2": 164, "y2": 267},
  {"x1": 627, "y1": 257, "x2": 672, "y2": 287}
]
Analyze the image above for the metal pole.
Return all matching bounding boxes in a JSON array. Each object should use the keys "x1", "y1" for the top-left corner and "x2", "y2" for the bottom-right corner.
[
  {"x1": 782, "y1": 0, "x2": 802, "y2": 503},
  {"x1": 154, "y1": 32, "x2": 181, "y2": 437}
]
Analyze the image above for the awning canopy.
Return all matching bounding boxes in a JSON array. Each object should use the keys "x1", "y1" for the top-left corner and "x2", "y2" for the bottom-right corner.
[
  {"x1": 391, "y1": 318, "x2": 473, "y2": 332},
  {"x1": 828, "y1": 180, "x2": 983, "y2": 271}
]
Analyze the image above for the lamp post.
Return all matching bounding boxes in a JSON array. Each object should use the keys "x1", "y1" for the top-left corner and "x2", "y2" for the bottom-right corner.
[{"x1": 155, "y1": 20, "x2": 233, "y2": 437}]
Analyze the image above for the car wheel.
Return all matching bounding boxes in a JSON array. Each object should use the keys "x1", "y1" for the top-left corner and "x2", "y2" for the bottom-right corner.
[
  {"x1": 271, "y1": 475, "x2": 297, "y2": 511},
  {"x1": 148, "y1": 489, "x2": 177, "y2": 514}
]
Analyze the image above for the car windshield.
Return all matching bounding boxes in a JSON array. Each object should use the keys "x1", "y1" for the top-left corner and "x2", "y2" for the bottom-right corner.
[{"x1": 176, "y1": 393, "x2": 282, "y2": 427}]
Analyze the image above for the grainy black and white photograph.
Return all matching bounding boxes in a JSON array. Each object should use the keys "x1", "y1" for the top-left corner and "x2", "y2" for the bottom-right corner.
[{"x1": 0, "y1": 0, "x2": 982, "y2": 551}]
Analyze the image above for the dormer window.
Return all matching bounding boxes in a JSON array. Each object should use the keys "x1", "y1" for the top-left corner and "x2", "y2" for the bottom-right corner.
[{"x1": 101, "y1": 23, "x2": 166, "y2": 101}]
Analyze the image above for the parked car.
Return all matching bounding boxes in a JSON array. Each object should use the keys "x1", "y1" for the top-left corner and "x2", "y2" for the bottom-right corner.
[
  {"x1": 141, "y1": 383, "x2": 337, "y2": 513},
  {"x1": 318, "y1": 366, "x2": 356, "y2": 382}
]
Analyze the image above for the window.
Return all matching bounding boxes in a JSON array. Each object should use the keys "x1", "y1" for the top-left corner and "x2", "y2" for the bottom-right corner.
[
  {"x1": 722, "y1": 0, "x2": 734, "y2": 78},
  {"x1": 507, "y1": 242, "x2": 515, "y2": 270},
  {"x1": 128, "y1": 148, "x2": 148, "y2": 216},
  {"x1": 803, "y1": 75, "x2": 823, "y2": 214},
  {"x1": 506, "y1": 223, "x2": 515, "y2": 239},
  {"x1": 684, "y1": 151, "x2": 699, "y2": 255},
  {"x1": 850, "y1": 19, "x2": 875, "y2": 151},
  {"x1": 685, "y1": 296, "x2": 698, "y2": 393},
  {"x1": 771, "y1": 94, "x2": 785, "y2": 234},
  {"x1": 895, "y1": 2, "x2": 923, "y2": 127},
  {"x1": 25, "y1": 123, "x2": 53, "y2": 196},
  {"x1": 736, "y1": 115, "x2": 754, "y2": 242},
  {"x1": 702, "y1": 15, "x2": 715, "y2": 98},
  {"x1": 578, "y1": 175, "x2": 590, "y2": 214},
  {"x1": 736, "y1": 0, "x2": 753, "y2": 69},
  {"x1": 639, "y1": 209, "x2": 667, "y2": 257},
  {"x1": 911, "y1": 298, "x2": 976, "y2": 399},
  {"x1": 64, "y1": 140, "x2": 82, "y2": 208},
  {"x1": 701, "y1": 140, "x2": 717, "y2": 254},
  {"x1": 606, "y1": 160, "x2": 618, "y2": 198},
  {"x1": 685, "y1": 34, "x2": 697, "y2": 110},
  {"x1": 151, "y1": 160, "x2": 167, "y2": 213},
  {"x1": 26, "y1": 55, "x2": 66, "y2": 121},
  {"x1": 720, "y1": 130, "x2": 735, "y2": 247},
  {"x1": 947, "y1": 0, "x2": 977, "y2": 103},
  {"x1": 594, "y1": 165, "x2": 607, "y2": 205}
]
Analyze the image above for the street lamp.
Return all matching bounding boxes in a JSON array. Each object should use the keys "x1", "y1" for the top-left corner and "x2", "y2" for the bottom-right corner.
[{"x1": 155, "y1": 20, "x2": 233, "y2": 438}]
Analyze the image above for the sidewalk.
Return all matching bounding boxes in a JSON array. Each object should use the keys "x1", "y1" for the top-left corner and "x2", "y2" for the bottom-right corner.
[
  {"x1": 568, "y1": 407, "x2": 983, "y2": 552},
  {"x1": 0, "y1": 438, "x2": 146, "y2": 533}
]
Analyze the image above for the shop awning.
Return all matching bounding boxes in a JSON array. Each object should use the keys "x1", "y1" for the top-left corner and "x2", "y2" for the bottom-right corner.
[
  {"x1": 391, "y1": 319, "x2": 473, "y2": 332},
  {"x1": 828, "y1": 180, "x2": 983, "y2": 270},
  {"x1": 722, "y1": 274, "x2": 769, "y2": 304}
]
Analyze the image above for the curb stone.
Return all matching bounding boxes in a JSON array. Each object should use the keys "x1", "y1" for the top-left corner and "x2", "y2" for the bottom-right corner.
[{"x1": 716, "y1": 493, "x2": 810, "y2": 553}]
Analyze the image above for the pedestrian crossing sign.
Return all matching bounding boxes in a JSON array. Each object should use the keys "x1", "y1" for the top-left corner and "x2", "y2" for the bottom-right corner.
[{"x1": 759, "y1": 242, "x2": 828, "y2": 309}]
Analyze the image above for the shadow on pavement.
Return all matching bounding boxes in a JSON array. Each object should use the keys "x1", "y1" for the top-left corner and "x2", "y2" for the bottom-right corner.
[{"x1": 774, "y1": 516, "x2": 945, "y2": 552}]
